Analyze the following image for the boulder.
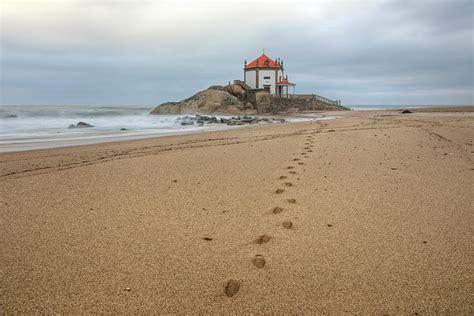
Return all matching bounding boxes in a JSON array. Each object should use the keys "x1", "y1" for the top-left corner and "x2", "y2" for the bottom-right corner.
[
  {"x1": 224, "y1": 84, "x2": 246, "y2": 100},
  {"x1": 77, "y1": 122, "x2": 94, "y2": 128},
  {"x1": 68, "y1": 122, "x2": 94, "y2": 128}
]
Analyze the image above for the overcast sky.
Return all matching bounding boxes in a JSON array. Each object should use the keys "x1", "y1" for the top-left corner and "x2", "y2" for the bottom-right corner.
[{"x1": 1, "y1": 0, "x2": 473, "y2": 106}]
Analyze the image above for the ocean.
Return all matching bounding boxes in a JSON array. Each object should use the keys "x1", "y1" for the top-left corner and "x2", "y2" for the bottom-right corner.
[{"x1": 0, "y1": 105, "x2": 333, "y2": 153}]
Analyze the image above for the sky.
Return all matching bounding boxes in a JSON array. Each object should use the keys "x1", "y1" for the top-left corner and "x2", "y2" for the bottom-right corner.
[{"x1": 0, "y1": 0, "x2": 473, "y2": 106}]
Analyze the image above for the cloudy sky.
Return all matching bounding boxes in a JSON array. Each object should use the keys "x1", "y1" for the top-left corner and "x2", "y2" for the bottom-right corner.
[{"x1": 1, "y1": 0, "x2": 473, "y2": 106}]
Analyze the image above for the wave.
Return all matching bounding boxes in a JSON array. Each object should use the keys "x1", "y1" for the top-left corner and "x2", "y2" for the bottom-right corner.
[{"x1": 0, "y1": 105, "x2": 151, "y2": 119}]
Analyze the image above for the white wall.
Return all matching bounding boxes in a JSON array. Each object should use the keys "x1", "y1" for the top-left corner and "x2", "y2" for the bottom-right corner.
[
  {"x1": 245, "y1": 69, "x2": 286, "y2": 94},
  {"x1": 258, "y1": 69, "x2": 276, "y2": 94},
  {"x1": 276, "y1": 69, "x2": 283, "y2": 83},
  {"x1": 245, "y1": 70, "x2": 256, "y2": 89}
]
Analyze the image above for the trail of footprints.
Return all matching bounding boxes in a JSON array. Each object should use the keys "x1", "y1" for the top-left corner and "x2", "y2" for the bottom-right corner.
[{"x1": 224, "y1": 133, "x2": 317, "y2": 297}]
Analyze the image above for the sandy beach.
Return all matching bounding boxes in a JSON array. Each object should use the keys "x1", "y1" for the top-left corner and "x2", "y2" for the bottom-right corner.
[{"x1": 1, "y1": 108, "x2": 473, "y2": 313}]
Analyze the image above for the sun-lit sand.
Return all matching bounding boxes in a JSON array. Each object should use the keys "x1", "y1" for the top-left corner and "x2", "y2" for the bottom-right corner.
[{"x1": 1, "y1": 108, "x2": 473, "y2": 313}]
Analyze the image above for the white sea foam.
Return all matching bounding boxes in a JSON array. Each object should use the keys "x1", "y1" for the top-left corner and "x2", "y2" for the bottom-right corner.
[{"x1": 0, "y1": 105, "x2": 334, "y2": 153}]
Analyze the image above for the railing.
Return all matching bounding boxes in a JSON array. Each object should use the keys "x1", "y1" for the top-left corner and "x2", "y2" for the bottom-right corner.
[{"x1": 272, "y1": 93, "x2": 341, "y2": 106}]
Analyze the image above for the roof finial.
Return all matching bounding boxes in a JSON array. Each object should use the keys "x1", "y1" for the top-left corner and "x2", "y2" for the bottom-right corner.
[{"x1": 263, "y1": 48, "x2": 265, "y2": 54}]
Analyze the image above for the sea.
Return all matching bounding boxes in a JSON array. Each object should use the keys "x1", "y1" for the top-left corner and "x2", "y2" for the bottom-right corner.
[{"x1": 0, "y1": 105, "x2": 336, "y2": 153}]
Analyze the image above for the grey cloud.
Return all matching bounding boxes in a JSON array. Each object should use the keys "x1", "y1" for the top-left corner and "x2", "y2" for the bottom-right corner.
[{"x1": 1, "y1": 0, "x2": 472, "y2": 106}]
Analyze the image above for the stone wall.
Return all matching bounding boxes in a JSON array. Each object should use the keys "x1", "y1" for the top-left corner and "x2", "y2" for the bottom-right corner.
[{"x1": 246, "y1": 90, "x2": 272, "y2": 114}]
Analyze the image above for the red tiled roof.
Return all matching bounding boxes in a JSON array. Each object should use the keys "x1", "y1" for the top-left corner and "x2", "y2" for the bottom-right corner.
[
  {"x1": 277, "y1": 76, "x2": 295, "y2": 85},
  {"x1": 245, "y1": 54, "x2": 281, "y2": 69}
]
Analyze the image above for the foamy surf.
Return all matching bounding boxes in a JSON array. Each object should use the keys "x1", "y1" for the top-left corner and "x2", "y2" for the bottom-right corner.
[{"x1": 0, "y1": 105, "x2": 334, "y2": 152}]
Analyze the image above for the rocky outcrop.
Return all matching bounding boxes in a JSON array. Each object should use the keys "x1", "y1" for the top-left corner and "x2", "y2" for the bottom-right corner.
[
  {"x1": 68, "y1": 122, "x2": 94, "y2": 128},
  {"x1": 150, "y1": 87, "x2": 256, "y2": 115},
  {"x1": 151, "y1": 83, "x2": 349, "y2": 115}
]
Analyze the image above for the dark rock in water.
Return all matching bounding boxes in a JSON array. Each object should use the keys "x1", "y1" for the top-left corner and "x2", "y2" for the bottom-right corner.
[
  {"x1": 180, "y1": 120, "x2": 195, "y2": 126},
  {"x1": 120, "y1": 128, "x2": 128, "y2": 131},
  {"x1": 68, "y1": 122, "x2": 94, "y2": 129},
  {"x1": 7, "y1": 114, "x2": 18, "y2": 118},
  {"x1": 77, "y1": 121, "x2": 94, "y2": 127},
  {"x1": 402, "y1": 109, "x2": 413, "y2": 114}
]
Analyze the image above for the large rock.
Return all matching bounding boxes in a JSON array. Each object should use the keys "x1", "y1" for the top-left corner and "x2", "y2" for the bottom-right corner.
[
  {"x1": 150, "y1": 88, "x2": 256, "y2": 115},
  {"x1": 68, "y1": 121, "x2": 94, "y2": 129},
  {"x1": 224, "y1": 84, "x2": 246, "y2": 100}
]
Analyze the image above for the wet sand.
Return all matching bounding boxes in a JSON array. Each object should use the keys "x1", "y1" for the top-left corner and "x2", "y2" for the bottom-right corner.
[{"x1": 1, "y1": 108, "x2": 473, "y2": 313}]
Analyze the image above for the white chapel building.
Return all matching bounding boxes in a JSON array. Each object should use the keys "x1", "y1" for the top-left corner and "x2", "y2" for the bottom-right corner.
[{"x1": 244, "y1": 53, "x2": 295, "y2": 96}]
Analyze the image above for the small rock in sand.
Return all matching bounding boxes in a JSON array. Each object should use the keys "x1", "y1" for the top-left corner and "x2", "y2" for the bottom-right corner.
[{"x1": 283, "y1": 221, "x2": 293, "y2": 228}]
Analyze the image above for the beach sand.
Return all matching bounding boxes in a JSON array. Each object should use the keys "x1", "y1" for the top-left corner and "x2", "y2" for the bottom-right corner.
[{"x1": 1, "y1": 108, "x2": 473, "y2": 313}]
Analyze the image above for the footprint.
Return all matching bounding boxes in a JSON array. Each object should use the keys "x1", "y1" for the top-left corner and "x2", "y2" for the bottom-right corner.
[
  {"x1": 224, "y1": 279, "x2": 241, "y2": 297},
  {"x1": 283, "y1": 221, "x2": 293, "y2": 229},
  {"x1": 272, "y1": 207, "x2": 283, "y2": 214},
  {"x1": 279, "y1": 175, "x2": 288, "y2": 179},
  {"x1": 287, "y1": 166, "x2": 294, "y2": 169},
  {"x1": 308, "y1": 150, "x2": 313, "y2": 152},
  {"x1": 284, "y1": 182, "x2": 293, "y2": 187},
  {"x1": 255, "y1": 235, "x2": 272, "y2": 244},
  {"x1": 293, "y1": 158, "x2": 300, "y2": 161},
  {"x1": 287, "y1": 199, "x2": 296, "y2": 204},
  {"x1": 298, "y1": 162, "x2": 304, "y2": 165},
  {"x1": 289, "y1": 171, "x2": 297, "y2": 174},
  {"x1": 252, "y1": 255, "x2": 266, "y2": 268},
  {"x1": 275, "y1": 189, "x2": 285, "y2": 194}
]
